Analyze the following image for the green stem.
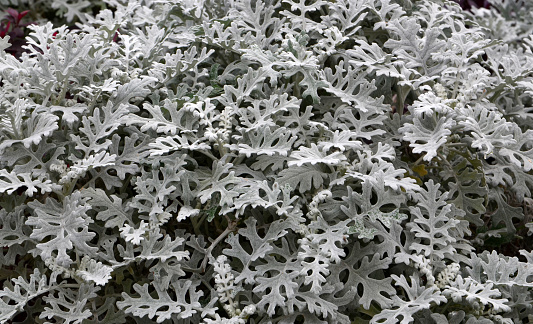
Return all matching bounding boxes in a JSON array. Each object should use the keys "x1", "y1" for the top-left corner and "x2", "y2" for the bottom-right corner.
[
  {"x1": 293, "y1": 73, "x2": 303, "y2": 98},
  {"x1": 54, "y1": 70, "x2": 72, "y2": 105},
  {"x1": 358, "y1": 303, "x2": 381, "y2": 317},
  {"x1": 87, "y1": 89, "x2": 101, "y2": 113},
  {"x1": 193, "y1": 213, "x2": 207, "y2": 235},
  {"x1": 216, "y1": 139, "x2": 227, "y2": 157},
  {"x1": 412, "y1": 153, "x2": 427, "y2": 166},
  {"x1": 451, "y1": 63, "x2": 463, "y2": 100},
  {"x1": 396, "y1": 84, "x2": 410, "y2": 117},
  {"x1": 41, "y1": 94, "x2": 51, "y2": 107},
  {"x1": 200, "y1": 219, "x2": 238, "y2": 272},
  {"x1": 9, "y1": 115, "x2": 21, "y2": 139},
  {"x1": 231, "y1": 154, "x2": 245, "y2": 166},
  {"x1": 446, "y1": 142, "x2": 468, "y2": 147},
  {"x1": 199, "y1": 149, "x2": 219, "y2": 161}
]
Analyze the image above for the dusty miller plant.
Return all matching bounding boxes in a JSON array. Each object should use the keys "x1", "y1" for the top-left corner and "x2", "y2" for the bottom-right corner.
[{"x1": 1, "y1": 0, "x2": 533, "y2": 323}]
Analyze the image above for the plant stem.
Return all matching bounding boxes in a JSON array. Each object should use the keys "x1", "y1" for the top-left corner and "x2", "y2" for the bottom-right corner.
[
  {"x1": 193, "y1": 213, "x2": 207, "y2": 235},
  {"x1": 293, "y1": 73, "x2": 302, "y2": 98},
  {"x1": 199, "y1": 149, "x2": 219, "y2": 160},
  {"x1": 54, "y1": 70, "x2": 72, "y2": 105},
  {"x1": 446, "y1": 142, "x2": 467, "y2": 147},
  {"x1": 200, "y1": 219, "x2": 237, "y2": 272},
  {"x1": 412, "y1": 153, "x2": 427, "y2": 166}
]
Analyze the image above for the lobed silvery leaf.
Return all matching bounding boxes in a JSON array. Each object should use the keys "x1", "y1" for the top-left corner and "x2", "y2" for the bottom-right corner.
[
  {"x1": 407, "y1": 180, "x2": 461, "y2": 261},
  {"x1": 223, "y1": 218, "x2": 289, "y2": 285},
  {"x1": 371, "y1": 274, "x2": 446, "y2": 324},
  {"x1": 467, "y1": 251, "x2": 533, "y2": 289},
  {"x1": 76, "y1": 258, "x2": 113, "y2": 286},
  {"x1": 443, "y1": 275, "x2": 511, "y2": 313},
  {"x1": 0, "y1": 206, "x2": 30, "y2": 248},
  {"x1": 0, "y1": 269, "x2": 54, "y2": 324},
  {"x1": 288, "y1": 143, "x2": 346, "y2": 167},
  {"x1": 384, "y1": 17, "x2": 446, "y2": 86},
  {"x1": 0, "y1": 170, "x2": 59, "y2": 197},
  {"x1": 0, "y1": 100, "x2": 59, "y2": 153},
  {"x1": 117, "y1": 280, "x2": 206, "y2": 323},
  {"x1": 228, "y1": 126, "x2": 296, "y2": 157},
  {"x1": 26, "y1": 191, "x2": 97, "y2": 266},
  {"x1": 400, "y1": 113, "x2": 455, "y2": 162}
]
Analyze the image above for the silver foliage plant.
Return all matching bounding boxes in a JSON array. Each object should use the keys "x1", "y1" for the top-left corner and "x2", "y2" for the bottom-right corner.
[{"x1": 1, "y1": 0, "x2": 533, "y2": 323}]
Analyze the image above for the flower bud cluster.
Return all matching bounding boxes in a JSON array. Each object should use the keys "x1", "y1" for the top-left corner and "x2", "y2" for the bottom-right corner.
[
  {"x1": 213, "y1": 255, "x2": 236, "y2": 305},
  {"x1": 414, "y1": 256, "x2": 436, "y2": 288},
  {"x1": 212, "y1": 255, "x2": 255, "y2": 322},
  {"x1": 204, "y1": 305, "x2": 257, "y2": 324},
  {"x1": 488, "y1": 313, "x2": 513, "y2": 324},
  {"x1": 433, "y1": 83, "x2": 448, "y2": 99},
  {"x1": 50, "y1": 161, "x2": 86, "y2": 185},
  {"x1": 45, "y1": 257, "x2": 76, "y2": 277},
  {"x1": 59, "y1": 169, "x2": 86, "y2": 185},
  {"x1": 435, "y1": 263, "x2": 460, "y2": 289},
  {"x1": 188, "y1": 99, "x2": 231, "y2": 145},
  {"x1": 218, "y1": 106, "x2": 232, "y2": 143},
  {"x1": 49, "y1": 161, "x2": 67, "y2": 174},
  {"x1": 110, "y1": 67, "x2": 141, "y2": 83},
  {"x1": 308, "y1": 189, "x2": 332, "y2": 219}
]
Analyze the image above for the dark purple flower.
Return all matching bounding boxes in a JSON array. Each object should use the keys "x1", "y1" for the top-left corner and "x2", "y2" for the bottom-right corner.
[
  {"x1": 6, "y1": 8, "x2": 30, "y2": 26},
  {"x1": 0, "y1": 21, "x2": 10, "y2": 38},
  {"x1": 455, "y1": 0, "x2": 491, "y2": 11},
  {"x1": 1, "y1": 8, "x2": 34, "y2": 57}
]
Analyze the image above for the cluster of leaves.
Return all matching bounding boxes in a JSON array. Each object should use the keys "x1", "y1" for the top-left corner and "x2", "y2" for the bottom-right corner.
[{"x1": 1, "y1": 0, "x2": 533, "y2": 323}]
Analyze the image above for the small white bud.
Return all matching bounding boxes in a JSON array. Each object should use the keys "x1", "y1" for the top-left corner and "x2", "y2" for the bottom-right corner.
[{"x1": 242, "y1": 305, "x2": 256, "y2": 315}]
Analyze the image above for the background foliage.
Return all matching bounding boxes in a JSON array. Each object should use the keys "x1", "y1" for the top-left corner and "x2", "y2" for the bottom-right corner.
[{"x1": 1, "y1": 0, "x2": 533, "y2": 323}]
